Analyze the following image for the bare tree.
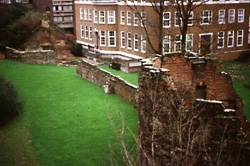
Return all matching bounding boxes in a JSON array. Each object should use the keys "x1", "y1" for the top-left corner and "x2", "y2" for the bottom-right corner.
[
  {"x1": 123, "y1": 0, "x2": 211, "y2": 55},
  {"x1": 107, "y1": 109, "x2": 138, "y2": 166},
  {"x1": 107, "y1": 70, "x2": 249, "y2": 166},
  {"x1": 137, "y1": 66, "x2": 249, "y2": 166}
]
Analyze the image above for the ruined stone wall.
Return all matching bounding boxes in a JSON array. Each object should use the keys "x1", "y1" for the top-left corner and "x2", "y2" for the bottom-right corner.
[
  {"x1": 76, "y1": 60, "x2": 138, "y2": 106},
  {"x1": 5, "y1": 47, "x2": 57, "y2": 64}
]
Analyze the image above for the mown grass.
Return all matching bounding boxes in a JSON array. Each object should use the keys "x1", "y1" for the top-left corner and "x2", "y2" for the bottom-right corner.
[
  {"x1": 0, "y1": 60, "x2": 138, "y2": 166},
  {"x1": 98, "y1": 65, "x2": 139, "y2": 86},
  {"x1": 223, "y1": 61, "x2": 250, "y2": 119}
]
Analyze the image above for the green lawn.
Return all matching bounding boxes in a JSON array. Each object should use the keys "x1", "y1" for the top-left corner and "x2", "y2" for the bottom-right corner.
[
  {"x1": 223, "y1": 61, "x2": 250, "y2": 119},
  {"x1": 98, "y1": 65, "x2": 139, "y2": 86},
  {"x1": 0, "y1": 60, "x2": 138, "y2": 166}
]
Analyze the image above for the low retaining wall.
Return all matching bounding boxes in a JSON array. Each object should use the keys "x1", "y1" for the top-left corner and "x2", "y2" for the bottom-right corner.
[
  {"x1": 5, "y1": 46, "x2": 57, "y2": 64},
  {"x1": 76, "y1": 60, "x2": 138, "y2": 106}
]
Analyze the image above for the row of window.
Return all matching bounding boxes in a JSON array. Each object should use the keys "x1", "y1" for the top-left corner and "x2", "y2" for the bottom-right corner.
[
  {"x1": 218, "y1": 30, "x2": 244, "y2": 48},
  {"x1": 79, "y1": 8, "x2": 244, "y2": 27},
  {"x1": 80, "y1": 24, "x2": 147, "y2": 52},
  {"x1": 79, "y1": 0, "x2": 248, "y2": 3},
  {"x1": 80, "y1": 8, "x2": 116, "y2": 24},
  {"x1": 0, "y1": 0, "x2": 29, "y2": 3},
  {"x1": 53, "y1": 16, "x2": 73, "y2": 22},
  {"x1": 218, "y1": 9, "x2": 244, "y2": 24},
  {"x1": 163, "y1": 34, "x2": 193, "y2": 53},
  {"x1": 80, "y1": 24, "x2": 244, "y2": 54},
  {"x1": 53, "y1": 5, "x2": 73, "y2": 12}
]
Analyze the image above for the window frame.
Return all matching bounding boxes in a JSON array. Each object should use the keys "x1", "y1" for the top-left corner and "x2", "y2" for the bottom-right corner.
[
  {"x1": 141, "y1": 12, "x2": 146, "y2": 27},
  {"x1": 218, "y1": 9, "x2": 225, "y2": 24},
  {"x1": 84, "y1": 8, "x2": 88, "y2": 20},
  {"x1": 141, "y1": 35, "x2": 146, "y2": 53},
  {"x1": 134, "y1": 12, "x2": 139, "y2": 26},
  {"x1": 94, "y1": 9, "x2": 98, "y2": 23},
  {"x1": 80, "y1": 8, "x2": 83, "y2": 20},
  {"x1": 89, "y1": 26, "x2": 93, "y2": 40},
  {"x1": 217, "y1": 31, "x2": 224, "y2": 48},
  {"x1": 175, "y1": 11, "x2": 182, "y2": 27},
  {"x1": 99, "y1": 10, "x2": 105, "y2": 24},
  {"x1": 127, "y1": 32, "x2": 132, "y2": 50},
  {"x1": 174, "y1": 34, "x2": 182, "y2": 52},
  {"x1": 85, "y1": 25, "x2": 89, "y2": 39},
  {"x1": 188, "y1": 11, "x2": 193, "y2": 26},
  {"x1": 134, "y1": 33, "x2": 139, "y2": 51},
  {"x1": 238, "y1": 9, "x2": 244, "y2": 23},
  {"x1": 200, "y1": 10, "x2": 212, "y2": 25},
  {"x1": 120, "y1": 10, "x2": 125, "y2": 25},
  {"x1": 227, "y1": 30, "x2": 234, "y2": 47},
  {"x1": 127, "y1": 11, "x2": 131, "y2": 26},
  {"x1": 108, "y1": 31, "x2": 116, "y2": 47},
  {"x1": 121, "y1": 31, "x2": 125, "y2": 48},
  {"x1": 100, "y1": 30, "x2": 106, "y2": 46},
  {"x1": 163, "y1": 12, "x2": 171, "y2": 28},
  {"x1": 186, "y1": 34, "x2": 193, "y2": 51},
  {"x1": 108, "y1": 10, "x2": 116, "y2": 24},
  {"x1": 80, "y1": 25, "x2": 84, "y2": 38},
  {"x1": 163, "y1": 35, "x2": 171, "y2": 54},
  {"x1": 228, "y1": 9, "x2": 235, "y2": 23},
  {"x1": 237, "y1": 30, "x2": 243, "y2": 47},
  {"x1": 88, "y1": 9, "x2": 92, "y2": 21}
]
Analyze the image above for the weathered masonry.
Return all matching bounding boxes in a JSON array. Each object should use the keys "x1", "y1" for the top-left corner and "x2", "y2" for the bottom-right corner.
[{"x1": 138, "y1": 53, "x2": 250, "y2": 166}]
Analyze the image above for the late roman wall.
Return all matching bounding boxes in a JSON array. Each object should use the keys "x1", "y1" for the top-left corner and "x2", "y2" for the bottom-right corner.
[
  {"x1": 76, "y1": 60, "x2": 138, "y2": 106},
  {"x1": 5, "y1": 46, "x2": 57, "y2": 64}
]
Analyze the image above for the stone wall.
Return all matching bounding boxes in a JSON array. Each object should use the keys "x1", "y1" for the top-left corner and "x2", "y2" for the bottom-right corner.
[
  {"x1": 5, "y1": 46, "x2": 57, "y2": 64},
  {"x1": 76, "y1": 60, "x2": 138, "y2": 106}
]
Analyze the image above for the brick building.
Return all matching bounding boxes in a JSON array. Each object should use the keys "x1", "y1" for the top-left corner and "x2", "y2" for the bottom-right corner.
[
  {"x1": 51, "y1": 0, "x2": 74, "y2": 31},
  {"x1": 74, "y1": 0, "x2": 250, "y2": 61},
  {"x1": 0, "y1": 0, "x2": 74, "y2": 32}
]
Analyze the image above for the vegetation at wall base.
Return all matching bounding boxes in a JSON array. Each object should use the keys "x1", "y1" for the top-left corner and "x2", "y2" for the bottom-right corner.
[
  {"x1": 0, "y1": 3, "x2": 29, "y2": 29},
  {"x1": 0, "y1": 5, "x2": 42, "y2": 51},
  {"x1": 0, "y1": 75, "x2": 23, "y2": 126},
  {"x1": 0, "y1": 60, "x2": 138, "y2": 166},
  {"x1": 237, "y1": 50, "x2": 250, "y2": 63},
  {"x1": 244, "y1": 82, "x2": 250, "y2": 89},
  {"x1": 71, "y1": 43, "x2": 83, "y2": 57}
]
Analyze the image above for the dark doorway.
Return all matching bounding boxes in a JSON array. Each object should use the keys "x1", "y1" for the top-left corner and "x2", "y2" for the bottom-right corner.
[
  {"x1": 200, "y1": 34, "x2": 211, "y2": 55},
  {"x1": 196, "y1": 85, "x2": 207, "y2": 99}
]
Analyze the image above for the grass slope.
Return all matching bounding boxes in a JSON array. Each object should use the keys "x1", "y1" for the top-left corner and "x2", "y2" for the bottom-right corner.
[
  {"x1": 223, "y1": 62, "x2": 250, "y2": 119},
  {"x1": 0, "y1": 60, "x2": 138, "y2": 166},
  {"x1": 98, "y1": 65, "x2": 139, "y2": 86}
]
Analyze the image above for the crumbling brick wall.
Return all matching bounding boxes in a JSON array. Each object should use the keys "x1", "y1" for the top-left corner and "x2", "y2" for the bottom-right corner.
[{"x1": 138, "y1": 55, "x2": 250, "y2": 166}]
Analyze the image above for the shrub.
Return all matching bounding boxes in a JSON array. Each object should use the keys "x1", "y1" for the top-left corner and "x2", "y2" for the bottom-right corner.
[
  {"x1": 71, "y1": 43, "x2": 83, "y2": 57},
  {"x1": 0, "y1": 10, "x2": 42, "y2": 51},
  {"x1": 0, "y1": 75, "x2": 23, "y2": 126},
  {"x1": 237, "y1": 50, "x2": 250, "y2": 63},
  {"x1": 0, "y1": 3, "x2": 29, "y2": 29},
  {"x1": 244, "y1": 82, "x2": 250, "y2": 89}
]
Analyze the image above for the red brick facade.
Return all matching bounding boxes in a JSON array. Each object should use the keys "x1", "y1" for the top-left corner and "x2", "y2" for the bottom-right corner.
[{"x1": 74, "y1": 0, "x2": 250, "y2": 60}]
